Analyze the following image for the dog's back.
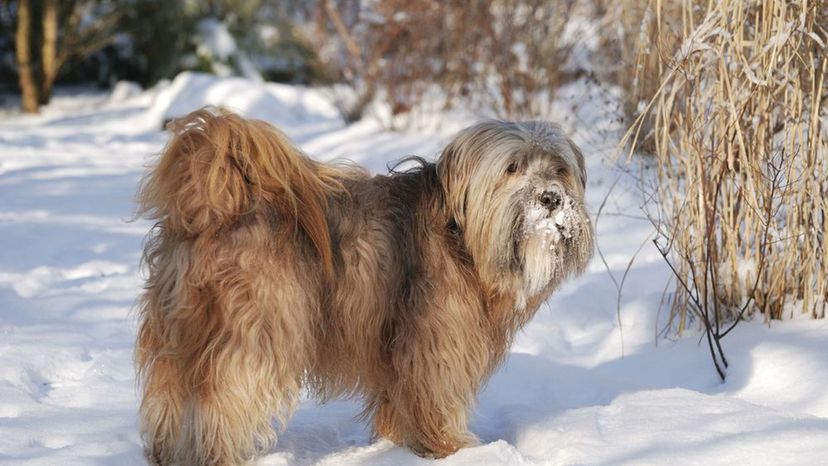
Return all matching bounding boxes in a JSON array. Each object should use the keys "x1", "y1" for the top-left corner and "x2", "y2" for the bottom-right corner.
[{"x1": 310, "y1": 162, "x2": 458, "y2": 393}]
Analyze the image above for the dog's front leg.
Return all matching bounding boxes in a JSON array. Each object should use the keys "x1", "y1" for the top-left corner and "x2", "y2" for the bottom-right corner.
[{"x1": 382, "y1": 315, "x2": 489, "y2": 458}]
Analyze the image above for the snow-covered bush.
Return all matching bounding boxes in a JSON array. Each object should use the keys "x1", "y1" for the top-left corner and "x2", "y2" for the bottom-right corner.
[{"x1": 179, "y1": 1, "x2": 334, "y2": 86}]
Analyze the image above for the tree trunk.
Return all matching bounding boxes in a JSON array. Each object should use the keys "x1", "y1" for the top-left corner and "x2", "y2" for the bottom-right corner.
[
  {"x1": 41, "y1": 0, "x2": 59, "y2": 104},
  {"x1": 15, "y1": 0, "x2": 39, "y2": 113},
  {"x1": 321, "y1": 0, "x2": 362, "y2": 67}
]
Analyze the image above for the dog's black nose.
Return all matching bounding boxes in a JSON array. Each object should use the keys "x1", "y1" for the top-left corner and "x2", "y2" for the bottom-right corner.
[{"x1": 540, "y1": 189, "x2": 563, "y2": 212}]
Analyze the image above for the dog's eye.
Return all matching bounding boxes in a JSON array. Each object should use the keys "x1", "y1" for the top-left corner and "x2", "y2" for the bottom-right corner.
[{"x1": 506, "y1": 161, "x2": 519, "y2": 174}]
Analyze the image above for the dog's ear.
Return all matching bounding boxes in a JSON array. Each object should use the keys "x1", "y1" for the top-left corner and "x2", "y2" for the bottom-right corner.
[
  {"x1": 566, "y1": 136, "x2": 587, "y2": 190},
  {"x1": 436, "y1": 142, "x2": 470, "y2": 229}
]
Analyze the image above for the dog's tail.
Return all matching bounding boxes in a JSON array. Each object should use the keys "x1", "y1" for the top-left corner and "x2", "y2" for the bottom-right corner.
[{"x1": 138, "y1": 107, "x2": 339, "y2": 275}]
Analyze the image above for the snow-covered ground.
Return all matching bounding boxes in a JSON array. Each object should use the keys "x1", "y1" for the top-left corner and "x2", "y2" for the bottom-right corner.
[{"x1": 1, "y1": 73, "x2": 827, "y2": 465}]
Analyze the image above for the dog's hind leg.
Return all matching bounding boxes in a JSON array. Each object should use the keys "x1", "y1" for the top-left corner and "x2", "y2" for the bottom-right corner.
[
  {"x1": 135, "y1": 108, "x2": 338, "y2": 464},
  {"x1": 138, "y1": 222, "x2": 318, "y2": 465},
  {"x1": 137, "y1": 329, "x2": 187, "y2": 466}
]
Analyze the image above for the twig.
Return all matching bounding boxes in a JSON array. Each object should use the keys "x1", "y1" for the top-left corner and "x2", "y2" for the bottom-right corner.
[{"x1": 653, "y1": 238, "x2": 727, "y2": 381}]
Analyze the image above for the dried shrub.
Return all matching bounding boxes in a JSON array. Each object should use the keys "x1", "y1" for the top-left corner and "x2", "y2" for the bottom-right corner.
[
  {"x1": 312, "y1": 0, "x2": 580, "y2": 122},
  {"x1": 618, "y1": 0, "x2": 827, "y2": 336}
]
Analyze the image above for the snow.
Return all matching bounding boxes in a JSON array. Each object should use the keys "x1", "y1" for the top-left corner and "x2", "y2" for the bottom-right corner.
[
  {"x1": 2, "y1": 73, "x2": 828, "y2": 465},
  {"x1": 528, "y1": 196, "x2": 578, "y2": 244}
]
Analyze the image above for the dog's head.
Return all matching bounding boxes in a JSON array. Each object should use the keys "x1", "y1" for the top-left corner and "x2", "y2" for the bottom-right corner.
[{"x1": 437, "y1": 120, "x2": 593, "y2": 306}]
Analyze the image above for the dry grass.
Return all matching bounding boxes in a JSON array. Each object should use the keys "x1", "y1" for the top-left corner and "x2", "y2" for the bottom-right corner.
[
  {"x1": 598, "y1": 0, "x2": 690, "y2": 144},
  {"x1": 611, "y1": 0, "x2": 827, "y2": 331}
]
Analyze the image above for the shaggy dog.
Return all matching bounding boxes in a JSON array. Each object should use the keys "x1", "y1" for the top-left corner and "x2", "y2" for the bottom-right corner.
[{"x1": 136, "y1": 107, "x2": 593, "y2": 465}]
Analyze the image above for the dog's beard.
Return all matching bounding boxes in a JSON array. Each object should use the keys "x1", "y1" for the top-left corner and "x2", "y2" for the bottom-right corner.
[{"x1": 517, "y1": 191, "x2": 591, "y2": 300}]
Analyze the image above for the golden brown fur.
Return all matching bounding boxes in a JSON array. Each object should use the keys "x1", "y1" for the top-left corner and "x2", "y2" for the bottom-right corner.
[{"x1": 136, "y1": 107, "x2": 593, "y2": 465}]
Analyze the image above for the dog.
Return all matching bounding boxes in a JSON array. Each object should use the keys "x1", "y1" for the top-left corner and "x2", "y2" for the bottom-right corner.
[{"x1": 136, "y1": 107, "x2": 593, "y2": 465}]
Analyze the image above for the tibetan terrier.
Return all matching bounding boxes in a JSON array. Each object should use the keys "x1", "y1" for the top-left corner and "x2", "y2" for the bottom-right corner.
[{"x1": 136, "y1": 107, "x2": 593, "y2": 465}]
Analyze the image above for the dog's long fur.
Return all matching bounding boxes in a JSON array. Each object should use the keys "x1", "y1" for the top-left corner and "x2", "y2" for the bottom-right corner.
[{"x1": 136, "y1": 107, "x2": 593, "y2": 465}]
